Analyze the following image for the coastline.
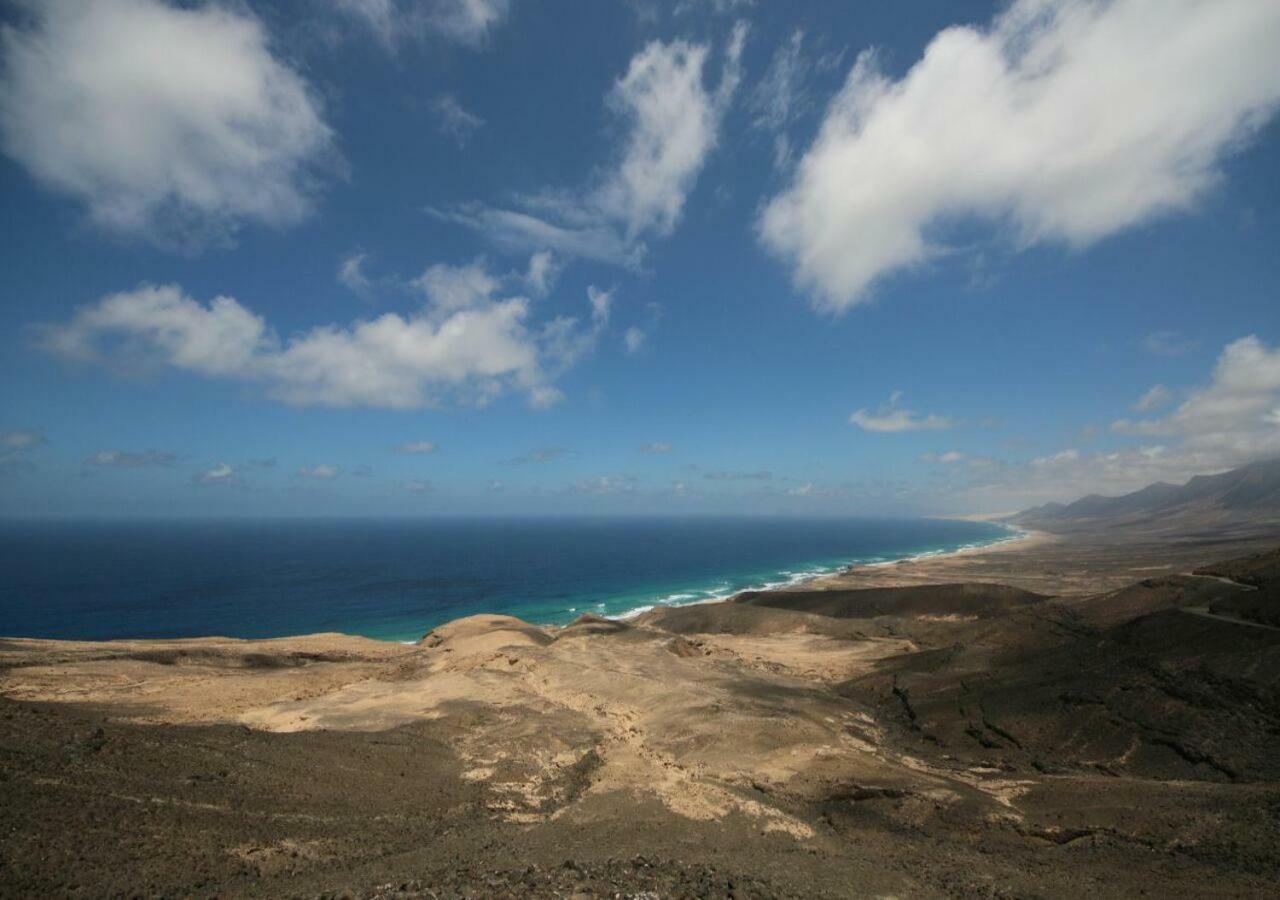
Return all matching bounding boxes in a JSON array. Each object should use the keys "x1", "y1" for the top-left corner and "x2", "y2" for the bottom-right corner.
[
  {"x1": 608, "y1": 521, "x2": 1028, "y2": 623},
  {"x1": 3, "y1": 522, "x2": 1277, "y2": 897}
]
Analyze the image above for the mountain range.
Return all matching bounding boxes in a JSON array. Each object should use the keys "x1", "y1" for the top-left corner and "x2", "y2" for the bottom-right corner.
[{"x1": 1009, "y1": 457, "x2": 1280, "y2": 537}]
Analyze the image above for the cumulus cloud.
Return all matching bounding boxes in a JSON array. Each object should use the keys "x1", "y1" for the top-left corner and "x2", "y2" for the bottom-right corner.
[
  {"x1": 944, "y1": 336, "x2": 1280, "y2": 509},
  {"x1": 431, "y1": 94, "x2": 484, "y2": 147},
  {"x1": 435, "y1": 24, "x2": 746, "y2": 266},
  {"x1": 850, "y1": 392, "x2": 954, "y2": 433},
  {"x1": 396, "y1": 440, "x2": 438, "y2": 454},
  {"x1": 85, "y1": 450, "x2": 177, "y2": 468},
  {"x1": 332, "y1": 0, "x2": 510, "y2": 49},
  {"x1": 1111, "y1": 336, "x2": 1280, "y2": 462},
  {"x1": 759, "y1": 0, "x2": 1280, "y2": 311},
  {"x1": 411, "y1": 260, "x2": 501, "y2": 312},
  {"x1": 37, "y1": 270, "x2": 613, "y2": 409},
  {"x1": 0, "y1": 0, "x2": 334, "y2": 248}
]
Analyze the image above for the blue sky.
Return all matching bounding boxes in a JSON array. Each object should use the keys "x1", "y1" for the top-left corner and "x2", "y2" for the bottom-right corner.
[{"x1": 1, "y1": 0, "x2": 1279, "y2": 517}]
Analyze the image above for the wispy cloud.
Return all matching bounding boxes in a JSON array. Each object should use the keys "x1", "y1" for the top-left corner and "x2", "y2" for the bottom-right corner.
[
  {"x1": 331, "y1": 0, "x2": 511, "y2": 49},
  {"x1": 1143, "y1": 330, "x2": 1198, "y2": 358},
  {"x1": 503, "y1": 447, "x2": 572, "y2": 465},
  {"x1": 194, "y1": 462, "x2": 237, "y2": 486},
  {"x1": 623, "y1": 326, "x2": 646, "y2": 355},
  {"x1": 395, "y1": 440, "x2": 438, "y2": 454},
  {"x1": 297, "y1": 464, "x2": 341, "y2": 479},
  {"x1": 1132, "y1": 384, "x2": 1174, "y2": 412},
  {"x1": 434, "y1": 24, "x2": 747, "y2": 267},
  {"x1": 1, "y1": 430, "x2": 46, "y2": 451},
  {"x1": 431, "y1": 94, "x2": 484, "y2": 147},
  {"x1": 338, "y1": 251, "x2": 373, "y2": 296},
  {"x1": 850, "y1": 392, "x2": 954, "y2": 433},
  {"x1": 84, "y1": 450, "x2": 177, "y2": 468},
  {"x1": 640, "y1": 441, "x2": 671, "y2": 454}
]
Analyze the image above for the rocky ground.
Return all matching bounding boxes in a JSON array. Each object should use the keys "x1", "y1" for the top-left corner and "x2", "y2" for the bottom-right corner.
[{"x1": 2, "y1": 537, "x2": 1279, "y2": 898}]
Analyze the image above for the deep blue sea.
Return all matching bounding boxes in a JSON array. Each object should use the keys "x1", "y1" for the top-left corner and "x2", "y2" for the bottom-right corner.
[{"x1": 0, "y1": 517, "x2": 1014, "y2": 642}]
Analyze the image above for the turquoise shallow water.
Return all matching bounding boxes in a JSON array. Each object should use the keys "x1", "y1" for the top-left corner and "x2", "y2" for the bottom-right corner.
[{"x1": 0, "y1": 517, "x2": 1016, "y2": 642}]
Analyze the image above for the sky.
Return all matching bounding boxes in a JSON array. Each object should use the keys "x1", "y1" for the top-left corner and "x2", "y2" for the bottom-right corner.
[{"x1": 1, "y1": 0, "x2": 1278, "y2": 518}]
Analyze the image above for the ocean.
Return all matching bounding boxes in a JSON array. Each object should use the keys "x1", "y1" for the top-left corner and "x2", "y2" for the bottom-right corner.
[{"x1": 0, "y1": 517, "x2": 1014, "y2": 642}]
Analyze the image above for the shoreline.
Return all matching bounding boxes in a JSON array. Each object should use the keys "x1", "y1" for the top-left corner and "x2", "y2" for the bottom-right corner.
[{"x1": 608, "y1": 521, "x2": 1029, "y2": 623}]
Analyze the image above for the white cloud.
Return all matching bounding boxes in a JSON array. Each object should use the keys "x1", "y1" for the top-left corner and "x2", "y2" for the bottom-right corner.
[
  {"x1": 431, "y1": 94, "x2": 484, "y2": 147},
  {"x1": 38, "y1": 270, "x2": 612, "y2": 410},
  {"x1": 760, "y1": 0, "x2": 1280, "y2": 311},
  {"x1": 297, "y1": 464, "x2": 340, "y2": 479},
  {"x1": 436, "y1": 24, "x2": 746, "y2": 265},
  {"x1": 952, "y1": 336, "x2": 1280, "y2": 509},
  {"x1": 596, "y1": 24, "x2": 745, "y2": 240},
  {"x1": 84, "y1": 450, "x2": 177, "y2": 468},
  {"x1": 539, "y1": 285, "x2": 612, "y2": 375},
  {"x1": 1133, "y1": 384, "x2": 1173, "y2": 412},
  {"x1": 411, "y1": 260, "x2": 501, "y2": 312},
  {"x1": 524, "y1": 251, "x2": 558, "y2": 296},
  {"x1": 749, "y1": 30, "x2": 812, "y2": 170},
  {"x1": 431, "y1": 204, "x2": 642, "y2": 268},
  {"x1": 640, "y1": 441, "x2": 671, "y2": 454},
  {"x1": 396, "y1": 440, "x2": 438, "y2": 454},
  {"x1": 0, "y1": 0, "x2": 334, "y2": 248},
  {"x1": 1122, "y1": 336, "x2": 1280, "y2": 462},
  {"x1": 338, "y1": 252, "x2": 372, "y2": 295},
  {"x1": 195, "y1": 462, "x2": 236, "y2": 485},
  {"x1": 333, "y1": 0, "x2": 510, "y2": 49},
  {"x1": 403, "y1": 478, "x2": 432, "y2": 493},
  {"x1": 623, "y1": 326, "x2": 646, "y2": 355},
  {"x1": 787, "y1": 482, "x2": 814, "y2": 496},
  {"x1": 922, "y1": 450, "x2": 966, "y2": 464},
  {"x1": 851, "y1": 393, "x2": 954, "y2": 433}
]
